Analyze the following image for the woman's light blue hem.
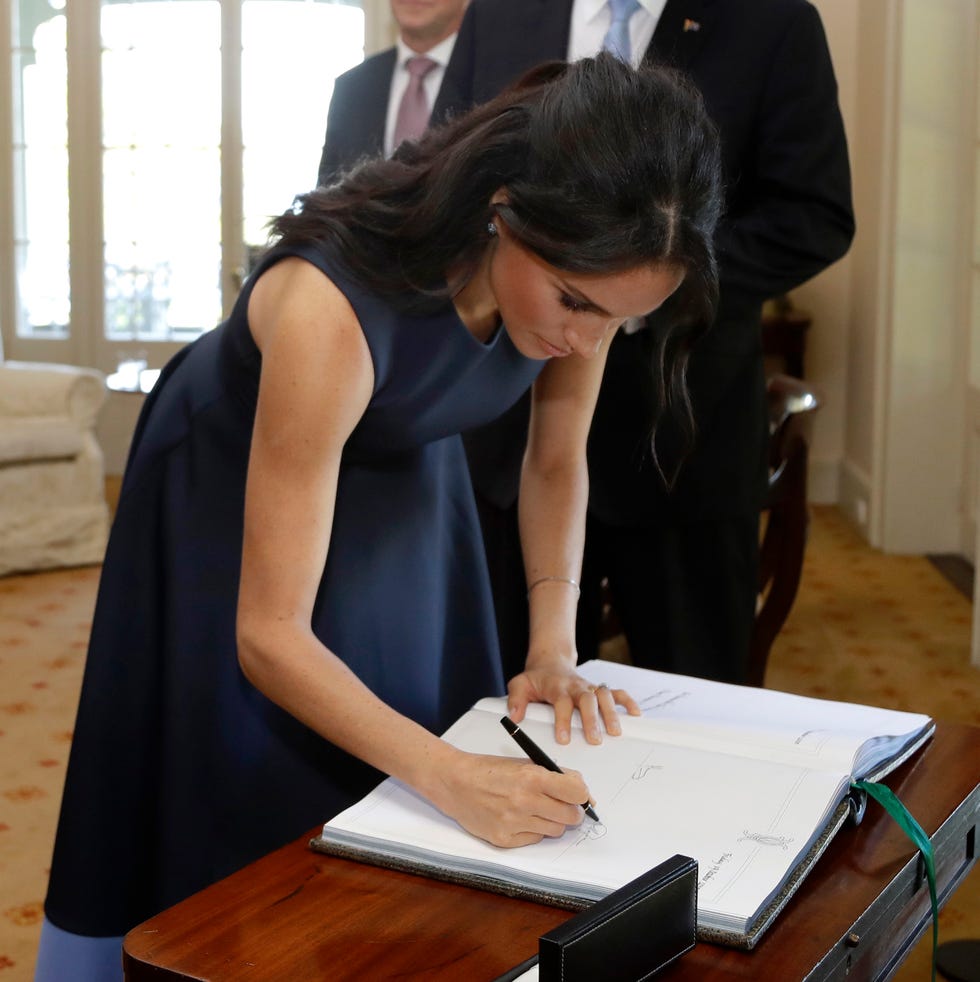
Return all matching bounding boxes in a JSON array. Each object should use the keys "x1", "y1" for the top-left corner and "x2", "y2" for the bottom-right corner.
[{"x1": 35, "y1": 916, "x2": 124, "y2": 982}]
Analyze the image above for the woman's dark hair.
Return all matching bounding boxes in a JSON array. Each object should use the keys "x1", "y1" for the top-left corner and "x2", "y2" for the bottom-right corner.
[{"x1": 270, "y1": 53, "x2": 722, "y2": 484}]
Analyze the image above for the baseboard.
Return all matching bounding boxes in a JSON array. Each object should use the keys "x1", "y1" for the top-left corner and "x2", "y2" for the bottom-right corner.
[
  {"x1": 809, "y1": 456, "x2": 840, "y2": 507},
  {"x1": 836, "y1": 457, "x2": 873, "y2": 543}
]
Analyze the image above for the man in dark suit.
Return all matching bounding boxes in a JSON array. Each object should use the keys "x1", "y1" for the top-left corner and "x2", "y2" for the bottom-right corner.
[
  {"x1": 434, "y1": 0, "x2": 855, "y2": 684},
  {"x1": 317, "y1": 0, "x2": 468, "y2": 186}
]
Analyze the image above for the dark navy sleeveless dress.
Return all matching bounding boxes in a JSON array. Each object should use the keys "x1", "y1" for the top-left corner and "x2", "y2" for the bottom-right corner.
[{"x1": 43, "y1": 241, "x2": 543, "y2": 941}]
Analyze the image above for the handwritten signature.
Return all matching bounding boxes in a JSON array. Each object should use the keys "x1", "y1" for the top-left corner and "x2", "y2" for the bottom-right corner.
[
  {"x1": 632, "y1": 764, "x2": 663, "y2": 781},
  {"x1": 738, "y1": 831, "x2": 794, "y2": 850},
  {"x1": 571, "y1": 822, "x2": 608, "y2": 847}
]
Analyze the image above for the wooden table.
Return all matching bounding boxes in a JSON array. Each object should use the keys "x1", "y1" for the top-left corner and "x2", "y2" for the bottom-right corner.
[{"x1": 123, "y1": 722, "x2": 980, "y2": 981}]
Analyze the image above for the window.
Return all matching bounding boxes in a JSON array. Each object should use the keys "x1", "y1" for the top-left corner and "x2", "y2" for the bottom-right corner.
[
  {"x1": 2, "y1": 0, "x2": 365, "y2": 363},
  {"x1": 13, "y1": 0, "x2": 69, "y2": 337},
  {"x1": 101, "y1": 0, "x2": 223, "y2": 342},
  {"x1": 242, "y1": 2, "x2": 364, "y2": 248}
]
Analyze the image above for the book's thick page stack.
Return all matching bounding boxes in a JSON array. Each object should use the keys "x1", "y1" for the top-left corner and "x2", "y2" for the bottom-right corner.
[{"x1": 311, "y1": 660, "x2": 933, "y2": 949}]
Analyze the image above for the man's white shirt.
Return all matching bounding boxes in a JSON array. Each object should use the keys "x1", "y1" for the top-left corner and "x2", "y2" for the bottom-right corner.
[
  {"x1": 568, "y1": 0, "x2": 666, "y2": 67},
  {"x1": 385, "y1": 33, "x2": 458, "y2": 155}
]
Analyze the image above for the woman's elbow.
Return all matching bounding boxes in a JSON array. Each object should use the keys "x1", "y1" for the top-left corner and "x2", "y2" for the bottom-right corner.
[
  {"x1": 235, "y1": 612, "x2": 280, "y2": 686},
  {"x1": 523, "y1": 450, "x2": 587, "y2": 489}
]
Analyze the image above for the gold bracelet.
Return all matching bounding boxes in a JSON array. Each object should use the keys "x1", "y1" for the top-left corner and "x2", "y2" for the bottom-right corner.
[{"x1": 526, "y1": 575, "x2": 580, "y2": 599}]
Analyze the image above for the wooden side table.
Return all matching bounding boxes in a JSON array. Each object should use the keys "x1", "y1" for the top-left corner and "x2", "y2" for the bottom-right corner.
[{"x1": 122, "y1": 722, "x2": 980, "y2": 981}]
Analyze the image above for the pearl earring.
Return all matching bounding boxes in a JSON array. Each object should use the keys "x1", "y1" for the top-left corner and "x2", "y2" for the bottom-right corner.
[{"x1": 487, "y1": 221, "x2": 498, "y2": 237}]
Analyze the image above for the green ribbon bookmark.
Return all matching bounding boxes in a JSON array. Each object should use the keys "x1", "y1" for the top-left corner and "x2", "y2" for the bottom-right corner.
[{"x1": 852, "y1": 780, "x2": 938, "y2": 982}]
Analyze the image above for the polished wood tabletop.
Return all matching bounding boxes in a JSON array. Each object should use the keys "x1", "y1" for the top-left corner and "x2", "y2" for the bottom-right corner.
[{"x1": 123, "y1": 722, "x2": 980, "y2": 981}]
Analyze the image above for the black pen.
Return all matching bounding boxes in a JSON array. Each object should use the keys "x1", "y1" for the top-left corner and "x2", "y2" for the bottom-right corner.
[{"x1": 500, "y1": 716, "x2": 601, "y2": 823}]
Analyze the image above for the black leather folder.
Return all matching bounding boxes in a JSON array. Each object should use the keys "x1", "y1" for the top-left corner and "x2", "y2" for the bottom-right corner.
[{"x1": 536, "y1": 854, "x2": 697, "y2": 981}]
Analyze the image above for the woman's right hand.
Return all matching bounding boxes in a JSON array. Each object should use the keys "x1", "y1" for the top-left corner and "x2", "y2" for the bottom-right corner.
[{"x1": 429, "y1": 749, "x2": 592, "y2": 848}]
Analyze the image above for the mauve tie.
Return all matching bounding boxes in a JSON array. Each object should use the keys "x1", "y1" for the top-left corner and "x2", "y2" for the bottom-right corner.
[{"x1": 393, "y1": 55, "x2": 438, "y2": 148}]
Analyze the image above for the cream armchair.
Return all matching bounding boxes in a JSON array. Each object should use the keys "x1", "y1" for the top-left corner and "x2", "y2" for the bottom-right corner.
[{"x1": 0, "y1": 360, "x2": 110, "y2": 575}]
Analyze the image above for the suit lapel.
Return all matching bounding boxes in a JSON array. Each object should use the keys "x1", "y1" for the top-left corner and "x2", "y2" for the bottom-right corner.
[
  {"x1": 365, "y1": 48, "x2": 398, "y2": 136},
  {"x1": 473, "y1": 0, "x2": 573, "y2": 102},
  {"x1": 541, "y1": 0, "x2": 575, "y2": 59},
  {"x1": 512, "y1": 0, "x2": 573, "y2": 64},
  {"x1": 646, "y1": 0, "x2": 713, "y2": 69}
]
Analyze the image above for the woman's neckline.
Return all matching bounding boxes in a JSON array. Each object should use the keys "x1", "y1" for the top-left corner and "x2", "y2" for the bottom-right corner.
[{"x1": 448, "y1": 248, "x2": 501, "y2": 346}]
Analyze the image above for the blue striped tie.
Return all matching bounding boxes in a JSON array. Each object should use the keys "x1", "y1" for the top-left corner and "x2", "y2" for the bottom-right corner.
[{"x1": 602, "y1": 0, "x2": 641, "y2": 63}]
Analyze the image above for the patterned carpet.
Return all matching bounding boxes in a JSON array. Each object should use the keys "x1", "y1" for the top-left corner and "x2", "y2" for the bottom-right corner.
[{"x1": 0, "y1": 504, "x2": 978, "y2": 980}]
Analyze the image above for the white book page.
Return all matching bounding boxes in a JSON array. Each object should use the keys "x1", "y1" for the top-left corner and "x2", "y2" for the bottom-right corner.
[
  {"x1": 574, "y1": 660, "x2": 931, "y2": 777},
  {"x1": 327, "y1": 705, "x2": 848, "y2": 932}
]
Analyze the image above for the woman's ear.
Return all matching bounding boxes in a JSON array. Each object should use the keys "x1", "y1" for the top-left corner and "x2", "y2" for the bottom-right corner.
[{"x1": 490, "y1": 187, "x2": 510, "y2": 207}]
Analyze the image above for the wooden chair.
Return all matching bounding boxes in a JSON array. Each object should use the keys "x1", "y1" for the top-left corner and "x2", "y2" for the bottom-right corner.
[
  {"x1": 761, "y1": 295, "x2": 812, "y2": 379},
  {"x1": 746, "y1": 373, "x2": 822, "y2": 686}
]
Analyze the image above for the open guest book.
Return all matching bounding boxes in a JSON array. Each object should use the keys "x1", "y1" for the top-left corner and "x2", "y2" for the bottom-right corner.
[{"x1": 310, "y1": 660, "x2": 934, "y2": 949}]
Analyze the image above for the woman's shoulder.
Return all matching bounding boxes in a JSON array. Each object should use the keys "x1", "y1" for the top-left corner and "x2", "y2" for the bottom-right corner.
[
  {"x1": 246, "y1": 239, "x2": 455, "y2": 390},
  {"x1": 252, "y1": 239, "x2": 350, "y2": 293},
  {"x1": 253, "y1": 240, "x2": 405, "y2": 321},
  {"x1": 247, "y1": 254, "x2": 366, "y2": 358}
]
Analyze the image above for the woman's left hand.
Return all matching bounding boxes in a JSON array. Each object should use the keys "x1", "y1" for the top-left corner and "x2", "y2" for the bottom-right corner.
[{"x1": 506, "y1": 661, "x2": 641, "y2": 746}]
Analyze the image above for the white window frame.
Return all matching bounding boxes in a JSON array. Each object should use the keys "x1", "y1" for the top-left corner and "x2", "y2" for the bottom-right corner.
[{"x1": 0, "y1": 0, "x2": 393, "y2": 372}]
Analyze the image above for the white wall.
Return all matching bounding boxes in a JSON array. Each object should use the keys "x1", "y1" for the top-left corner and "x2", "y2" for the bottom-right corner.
[
  {"x1": 795, "y1": 0, "x2": 859, "y2": 505},
  {"x1": 882, "y1": 0, "x2": 972, "y2": 552},
  {"x1": 840, "y1": 0, "x2": 895, "y2": 532},
  {"x1": 809, "y1": 0, "x2": 977, "y2": 558}
]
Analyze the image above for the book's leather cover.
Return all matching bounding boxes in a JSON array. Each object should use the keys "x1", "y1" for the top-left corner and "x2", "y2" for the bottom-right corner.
[
  {"x1": 537, "y1": 854, "x2": 697, "y2": 981},
  {"x1": 309, "y1": 832, "x2": 595, "y2": 909}
]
